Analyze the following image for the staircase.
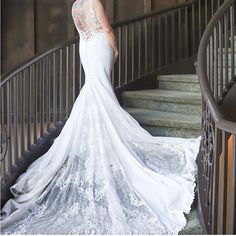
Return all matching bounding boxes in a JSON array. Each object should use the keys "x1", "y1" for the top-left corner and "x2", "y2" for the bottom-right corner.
[
  {"x1": 121, "y1": 74, "x2": 203, "y2": 234},
  {"x1": 2, "y1": 0, "x2": 230, "y2": 234},
  {"x1": 179, "y1": 208, "x2": 203, "y2": 234},
  {"x1": 218, "y1": 36, "x2": 236, "y2": 83},
  {"x1": 122, "y1": 74, "x2": 202, "y2": 138}
]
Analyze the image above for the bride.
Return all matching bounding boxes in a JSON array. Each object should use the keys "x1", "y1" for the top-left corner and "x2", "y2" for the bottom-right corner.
[{"x1": 0, "y1": 0, "x2": 200, "y2": 234}]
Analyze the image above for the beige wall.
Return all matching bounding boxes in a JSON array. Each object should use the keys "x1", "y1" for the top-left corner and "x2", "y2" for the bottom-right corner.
[{"x1": 0, "y1": 0, "x2": 189, "y2": 76}]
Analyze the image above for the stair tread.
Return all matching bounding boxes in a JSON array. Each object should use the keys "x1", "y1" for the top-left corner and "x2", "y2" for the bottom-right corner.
[
  {"x1": 218, "y1": 47, "x2": 236, "y2": 53},
  {"x1": 230, "y1": 35, "x2": 236, "y2": 40},
  {"x1": 157, "y1": 74, "x2": 199, "y2": 83},
  {"x1": 179, "y1": 208, "x2": 203, "y2": 235},
  {"x1": 122, "y1": 89, "x2": 202, "y2": 104},
  {"x1": 124, "y1": 108, "x2": 201, "y2": 129}
]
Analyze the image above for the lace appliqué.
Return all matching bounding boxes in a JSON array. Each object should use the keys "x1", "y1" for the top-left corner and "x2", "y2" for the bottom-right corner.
[{"x1": 72, "y1": 0, "x2": 104, "y2": 41}]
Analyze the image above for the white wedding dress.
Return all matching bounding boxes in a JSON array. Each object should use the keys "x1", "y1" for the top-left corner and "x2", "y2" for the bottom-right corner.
[{"x1": 0, "y1": 0, "x2": 201, "y2": 234}]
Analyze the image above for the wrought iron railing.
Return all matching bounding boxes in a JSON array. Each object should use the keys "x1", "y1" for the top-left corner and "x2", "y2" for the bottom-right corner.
[
  {"x1": 196, "y1": 0, "x2": 236, "y2": 234},
  {"x1": 0, "y1": 0, "x2": 225, "y2": 202}
]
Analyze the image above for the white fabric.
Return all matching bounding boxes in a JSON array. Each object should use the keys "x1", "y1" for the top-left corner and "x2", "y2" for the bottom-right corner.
[{"x1": 0, "y1": 0, "x2": 201, "y2": 234}]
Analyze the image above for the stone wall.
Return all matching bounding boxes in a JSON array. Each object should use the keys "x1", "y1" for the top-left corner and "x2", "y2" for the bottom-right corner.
[
  {"x1": 0, "y1": 0, "x2": 189, "y2": 75},
  {"x1": 1, "y1": 0, "x2": 35, "y2": 75}
]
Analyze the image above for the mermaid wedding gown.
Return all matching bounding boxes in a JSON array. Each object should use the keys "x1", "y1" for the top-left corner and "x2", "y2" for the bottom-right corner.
[{"x1": 0, "y1": 0, "x2": 201, "y2": 234}]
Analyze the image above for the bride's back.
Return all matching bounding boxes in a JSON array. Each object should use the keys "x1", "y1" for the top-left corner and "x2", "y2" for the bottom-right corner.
[{"x1": 72, "y1": 0, "x2": 104, "y2": 40}]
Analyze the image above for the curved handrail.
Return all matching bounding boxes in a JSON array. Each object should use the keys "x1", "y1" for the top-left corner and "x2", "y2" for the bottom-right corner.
[
  {"x1": 112, "y1": 0, "x2": 197, "y2": 27},
  {"x1": 197, "y1": 0, "x2": 236, "y2": 134},
  {"x1": 1, "y1": 0, "x2": 198, "y2": 87},
  {"x1": 197, "y1": 0, "x2": 236, "y2": 234},
  {"x1": 0, "y1": 37, "x2": 79, "y2": 87}
]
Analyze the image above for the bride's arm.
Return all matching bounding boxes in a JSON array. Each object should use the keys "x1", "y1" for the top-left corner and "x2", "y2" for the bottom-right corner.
[{"x1": 93, "y1": 0, "x2": 118, "y2": 63}]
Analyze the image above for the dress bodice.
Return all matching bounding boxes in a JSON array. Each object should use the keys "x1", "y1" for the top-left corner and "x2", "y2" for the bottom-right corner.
[{"x1": 71, "y1": 0, "x2": 104, "y2": 41}]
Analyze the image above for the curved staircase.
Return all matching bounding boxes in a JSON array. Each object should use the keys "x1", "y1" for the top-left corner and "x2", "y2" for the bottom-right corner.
[
  {"x1": 121, "y1": 74, "x2": 203, "y2": 234},
  {"x1": 122, "y1": 74, "x2": 202, "y2": 138},
  {"x1": 1, "y1": 0, "x2": 233, "y2": 234}
]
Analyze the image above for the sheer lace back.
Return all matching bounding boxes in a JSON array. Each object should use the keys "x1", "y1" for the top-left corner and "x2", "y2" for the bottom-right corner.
[{"x1": 72, "y1": 0, "x2": 104, "y2": 40}]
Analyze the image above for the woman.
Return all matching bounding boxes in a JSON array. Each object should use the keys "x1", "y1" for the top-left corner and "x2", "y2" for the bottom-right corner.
[{"x1": 0, "y1": 0, "x2": 200, "y2": 234}]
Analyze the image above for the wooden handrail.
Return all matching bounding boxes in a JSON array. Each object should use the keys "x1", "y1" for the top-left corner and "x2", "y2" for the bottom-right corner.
[
  {"x1": 196, "y1": 0, "x2": 236, "y2": 134},
  {"x1": 196, "y1": 0, "x2": 236, "y2": 233}
]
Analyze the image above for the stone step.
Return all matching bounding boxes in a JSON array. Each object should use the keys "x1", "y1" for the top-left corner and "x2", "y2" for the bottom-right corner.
[
  {"x1": 218, "y1": 69, "x2": 234, "y2": 79},
  {"x1": 180, "y1": 208, "x2": 203, "y2": 235},
  {"x1": 229, "y1": 35, "x2": 236, "y2": 42},
  {"x1": 157, "y1": 74, "x2": 201, "y2": 92},
  {"x1": 218, "y1": 51, "x2": 236, "y2": 58},
  {"x1": 122, "y1": 89, "x2": 202, "y2": 115},
  {"x1": 217, "y1": 54, "x2": 236, "y2": 67},
  {"x1": 124, "y1": 108, "x2": 201, "y2": 138},
  {"x1": 219, "y1": 67, "x2": 234, "y2": 72},
  {"x1": 229, "y1": 35, "x2": 236, "y2": 41},
  {"x1": 218, "y1": 52, "x2": 236, "y2": 58},
  {"x1": 218, "y1": 63, "x2": 236, "y2": 68},
  {"x1": 217, "y1": 51, "x2": 236, "y2": 68},
  {"x1": 218, "y1": 48, "x2": 236, "y2": 53},
  {"x1": 158, "y1": 74, "x2": 199, "y2": 82}
]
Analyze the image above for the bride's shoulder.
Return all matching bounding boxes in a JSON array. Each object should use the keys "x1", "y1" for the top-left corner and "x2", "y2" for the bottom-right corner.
[
  {"x1": 93, "y1": 0, "x2": 104, "y2": 6},
  {"x1": 93, "y1": 0, "x2": 105, "y2": 9}
]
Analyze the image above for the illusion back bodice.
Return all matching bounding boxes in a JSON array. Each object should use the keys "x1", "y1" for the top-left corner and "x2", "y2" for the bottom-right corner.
[{"x1": 72, "y1": 0, "x2": 104, "y2": 40}]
